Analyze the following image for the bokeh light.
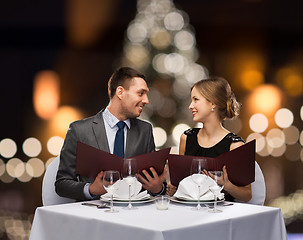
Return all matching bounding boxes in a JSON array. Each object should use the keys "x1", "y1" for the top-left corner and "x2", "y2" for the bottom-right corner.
[
  {"x1": 172, "y1": 123, "x2": 190, "y2": 144},
  {"x1": 22, "y1": 137, "x2": 42, "y2": 157},
  {"x1": 300, "y1": 131, "x2": 303, "y2": 146},
  {"x1": 164, "y1": 11, "x2": 184, "y2": 31},
  {"x1": 283, "y1": 126, "x2": 300, "y2": 145},
  {"x1": 247, "y1": 84, "x2": 282, "y2": 115},
  {"x1": 0, "y1": 158, "x2": 5, "y2": 177},
  {"x1": 127, "y1": 22, "x2": 148, "y2": 43},
  {"x1": 275, "y1": 108, "x2": 294, "y2": 128},
  {"x1": 223, "y1": 117, "x2": 242, "y2": 134},
  {"x1": 153, "y1": 127, "x2": 168, "y2": 147},
  {"x1": 0, "y1": 138, "x2": 17, "y2": 158},
  {"x1": 25, "y1": 158, "x2": 45, "y2": 178},
  {"x1": 33, "y1": 70, "x2": 60, "y2": 120},
  {"x1": 246, "y1": 133, "x2": 266, "y2": 153},
  {"x1": 266, "y1": 128, "x2": 285, "y2": 149},
  {"x1": 6, "y1": 158, "x2": 25, "y2": 178},
  {"x1": 174, "y1": 30, "x2": 195, "y2": 51},
  {"x1": 300, "y1": 105, "x2": 303, "y2": 121},
  {"x1": 249, "y1": 113, "x2": 268, "y2": 133},
  {"x1": 285, "y1": 143, "x2": 301, "y2": 161},
  {"x1": 270, "y1": 144, "x2": 286, "y2": 157},
  {"x1": 241, "y1": 70, "x2": 264, "y2": 91},
  {"x1": 150, "y1": 28, "x2": 171, "y2": 49},
  {"x1": 47, "y1": 136, "x2": 64, "y2": 156}
]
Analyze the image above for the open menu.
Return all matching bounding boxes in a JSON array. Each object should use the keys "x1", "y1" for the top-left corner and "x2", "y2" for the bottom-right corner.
[
  {"x1": 75, "y1": 141, "x2": 171, "y2": 180},
  {"x1": 168, "y1": 139, "x2": 256, "y2": 187}
]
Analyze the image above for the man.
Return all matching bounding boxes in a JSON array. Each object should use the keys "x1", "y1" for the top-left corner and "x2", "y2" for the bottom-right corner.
[{"x1": 55, "y1": 67, "x2": 166, "y2": 200}]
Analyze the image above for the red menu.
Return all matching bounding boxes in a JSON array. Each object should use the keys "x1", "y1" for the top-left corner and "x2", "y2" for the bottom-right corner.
[
  {"x1": 168, "y1": 140, "x2": 255, "y2": 187},
  {"x1": 75, "y1": 141, "x2": 170, "y2": 180}
]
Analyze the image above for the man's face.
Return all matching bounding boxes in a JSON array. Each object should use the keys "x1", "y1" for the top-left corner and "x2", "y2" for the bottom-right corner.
[{"x1": 120, "y1": 77, "x2": 149, "y2": 119}]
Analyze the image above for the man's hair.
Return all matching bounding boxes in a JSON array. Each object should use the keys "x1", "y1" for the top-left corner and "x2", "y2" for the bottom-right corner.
[{"x1": 108, "y1": 67, "x2": 146, "y2": 99}]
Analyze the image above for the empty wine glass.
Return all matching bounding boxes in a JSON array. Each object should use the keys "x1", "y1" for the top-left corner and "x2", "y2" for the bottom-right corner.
[
  {"x1": 103, "y1": 170, "x2": 121, "y2": 213},
  {"x1": 190, "y1": 158, "x2": 208, "y2": 211},
  {"x1": 208, "y1": 171, "x2": 224, "y2": 213},
  {"x1": 122, "y1": 158, "x2": 138, "y2": 210}
]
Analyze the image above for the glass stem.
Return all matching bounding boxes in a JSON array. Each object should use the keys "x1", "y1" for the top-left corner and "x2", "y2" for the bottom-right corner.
[
  {"x1": 213, "y1": 194, "x2": 217, "y2": 212},
  {"x1": 197, "y1": 185, "x2": 201, "y2": 210},
  {"x1": 110, "y1": 194, "x2": 114, "y2": 212},
  {"x1": 128, "y1": 184, "x2": 132, "y2": 208}
]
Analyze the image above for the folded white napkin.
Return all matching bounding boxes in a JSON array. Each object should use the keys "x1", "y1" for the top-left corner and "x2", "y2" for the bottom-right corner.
[
  {"x1": 101, "y1": 178, "x2": 150, "y2": 200},
  {"x1": 174, "y1": 174, "x2": 224, "y2": 201}
]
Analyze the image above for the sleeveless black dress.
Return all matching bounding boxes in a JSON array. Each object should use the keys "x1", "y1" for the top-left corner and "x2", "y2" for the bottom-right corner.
[{"x1": 184, "y1": 128, "x2": 245, "y2": 201}]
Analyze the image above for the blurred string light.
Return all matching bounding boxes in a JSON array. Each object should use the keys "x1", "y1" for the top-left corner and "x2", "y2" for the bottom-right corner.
[
  {"x1": 249, "y1": 113, "x2": 268, "y2": 133},
  {"x1": 153, "y1": 127, "x2": 168, "y2": 147},
  {"x1": 0, "y1": 136, "x2": 63, "y2": 183},
  {"x1": 275, "y1": 108, "x2": 294, "y2": 128},
  {"x1": 120, "y1": 0, "x2": 209, "y2": 147},
  {"x1": 22, "y1": 138, "x2": 42, "y2": 157},
  {"x1": 0, "y1": 138, "x2": 17, "y2": 159}
]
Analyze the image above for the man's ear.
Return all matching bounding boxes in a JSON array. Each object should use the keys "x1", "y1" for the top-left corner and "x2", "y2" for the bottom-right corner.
[{"x1": 116, "y1": 86, "x2": 124, "y2": 99}]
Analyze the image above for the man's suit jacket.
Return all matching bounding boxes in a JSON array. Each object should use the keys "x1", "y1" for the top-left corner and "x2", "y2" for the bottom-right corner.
[{"x1": 55, "y1": 109, "x2": 155, "y2": 200}]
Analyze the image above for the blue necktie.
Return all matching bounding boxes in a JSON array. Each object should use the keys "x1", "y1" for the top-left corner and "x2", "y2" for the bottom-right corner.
[{"x1": 113, "y1": 121, "x2": 126, "y2": 158}]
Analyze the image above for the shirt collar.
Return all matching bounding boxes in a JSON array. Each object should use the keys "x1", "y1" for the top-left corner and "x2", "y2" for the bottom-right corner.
[{"x1": 103, "y1": 107, "x2": 130, "y2": 129}]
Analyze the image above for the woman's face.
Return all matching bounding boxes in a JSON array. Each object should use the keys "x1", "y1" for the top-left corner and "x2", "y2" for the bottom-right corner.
[{"x1": 189, "y1": 86, "x2": 214, "y2": 122}]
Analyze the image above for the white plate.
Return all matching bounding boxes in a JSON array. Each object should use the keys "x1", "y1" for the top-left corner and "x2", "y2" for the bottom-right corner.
[
  {"x1": 100, "y1": 196, "x2": 155, "y2": 204},
  {"x1": 170, "y1": 196, "x2": 225, "y2": 205}
]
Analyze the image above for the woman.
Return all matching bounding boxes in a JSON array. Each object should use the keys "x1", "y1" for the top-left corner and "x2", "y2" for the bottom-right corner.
[{"x1": 167, "y1": 77, "x2": 252, "y2": 202}]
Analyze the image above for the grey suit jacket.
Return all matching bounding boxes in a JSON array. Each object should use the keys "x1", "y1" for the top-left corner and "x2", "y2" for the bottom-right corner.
[{"x1": 55, "y1": 109, "x2": 155, "y2": 200}]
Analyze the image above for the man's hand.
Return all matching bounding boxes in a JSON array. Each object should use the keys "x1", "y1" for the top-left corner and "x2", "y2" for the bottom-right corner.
[
  {"x1": 89, "y1": 171, "x2": 106, "y2": 196},
  {"x1": 137, "y1": 165, "x2": 167, "y2": 194}
]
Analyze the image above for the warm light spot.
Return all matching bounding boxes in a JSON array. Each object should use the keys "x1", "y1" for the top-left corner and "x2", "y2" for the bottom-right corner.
[
  {"x1": 300, "y1": 105, "x2": 303, "y2": 121},
  {"x1": 6, "y1": 158, "x2": 24, "y2": 178},
  {"x1": 50, "y1": 106, "x2": 83, "y2": 136},
  {"x1": 248, "y1": 84, "x2": 282, "y2": 115},
  {"x1": 0, "y1": 138, "x2": 17, "y2": 158},
  {"x1": 283, "y1": 74, "x2": 303, "y2": 97},
  {"x1": 300, "y1": 131, "x2": 303, "y2": 146},
  {"x1": 275, "y1": 108, "x2": 294, "y2": 128},
  {"x1": 164, "y1": 11, "x2": 184, "y2": 31},
  {"x1": 266, "y1": 128, "x2": 285, "y2": 148},
  {"x1": 17, "y1": 171, "x2": 32, "y2": 182},
  {"x1": 249, "y1": 113, "x2": 268, "y2": 133},
  {"x1": 283, "y1": 126, "x2": 299, "y2": 145},
  {"x1": 241, "y1": 70, "x2": 264, "y2": 91},
  {"x1": 153, "y1": 127, "x2": 167, "y2": 147},
  {"x1": 33, "y1": 70, "x2": 60, "y2": 120},
  {"x1": 124, "y1": 43, "x2": 150, "y2": 68},
  {"x1": 47, "y1": 136, "x2": 64, "y2": 156},
  {"x1": 22, "y1": 137, "x2": 42, "y2": 157},
  {"x1": 26, "y1": 158, "x2": 45, "y2": 178},
  {"x1": 172, "y1": 123, "x2": 190, "y2": 144},
  {"x1": 246, "y1": 133, "x2": 265, "y2": 153}
]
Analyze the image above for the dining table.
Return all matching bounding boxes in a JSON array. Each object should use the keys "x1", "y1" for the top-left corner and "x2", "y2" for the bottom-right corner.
[{"x1": 29, "y1": 199, "x2": 287, "y2": 240}]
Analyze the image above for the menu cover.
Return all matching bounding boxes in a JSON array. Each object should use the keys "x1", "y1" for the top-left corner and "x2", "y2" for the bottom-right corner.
[
  {"x1": 75, "y1": 141, "x2": 171, "y2": 180},
  {"x1": 168, "y1": 139, "x2": 255, "y2": 187}
]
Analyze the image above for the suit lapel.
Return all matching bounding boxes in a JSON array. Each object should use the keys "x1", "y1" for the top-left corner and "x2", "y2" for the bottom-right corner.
[{"x1": 92, "y1": 110, "x2": 110, "y2": 152}]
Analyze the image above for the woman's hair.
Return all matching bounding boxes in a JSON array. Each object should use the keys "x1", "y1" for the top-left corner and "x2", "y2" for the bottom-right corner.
[
  {"x1": 108, "y1": 67, "x2": 146, "y2": 99},
  {"x1": 192, "y1": 77, "x2": 241, "y2": 120}
]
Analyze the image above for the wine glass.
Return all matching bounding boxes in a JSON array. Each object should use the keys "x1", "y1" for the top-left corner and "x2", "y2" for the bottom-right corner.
[
  {"x1": 208, "y1": 171, "x2": 224, "y2": 213},
  {"x1": 102, "y1": 170, "x2": 121, "y2": 213},
  {"x1": 121, "y1": 158, "x2": 138, "y2": 210},
  {"x1": 190, "y1": 158, "x2": 208, "y2": 210}
]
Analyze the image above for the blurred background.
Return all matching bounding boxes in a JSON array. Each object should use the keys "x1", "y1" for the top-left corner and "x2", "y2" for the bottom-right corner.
[{"x1": 1, "y1": 0, "x2": 303, "y2": 239}]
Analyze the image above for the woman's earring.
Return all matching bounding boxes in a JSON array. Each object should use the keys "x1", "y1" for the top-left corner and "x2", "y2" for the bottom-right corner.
[{"x1": 211, "y1": 108, "x2": 214, "y2": 112}]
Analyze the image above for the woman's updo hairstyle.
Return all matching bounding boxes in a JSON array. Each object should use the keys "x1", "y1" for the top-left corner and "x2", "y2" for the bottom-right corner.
[{"x1": 192, "y1": 77, "x2": 241, "y2": 120}]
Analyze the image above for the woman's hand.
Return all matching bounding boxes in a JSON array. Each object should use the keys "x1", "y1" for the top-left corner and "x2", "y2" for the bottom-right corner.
[{"x1": 166, "y1": 182, "x2": 177, "y2": 196}]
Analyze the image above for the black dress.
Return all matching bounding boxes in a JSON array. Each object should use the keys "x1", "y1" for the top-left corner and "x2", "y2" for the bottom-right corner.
[{"x1": 184, "y1": 128, "x2": 245, "y2": 201}]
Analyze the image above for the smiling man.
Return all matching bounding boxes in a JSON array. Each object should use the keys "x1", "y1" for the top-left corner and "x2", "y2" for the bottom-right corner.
[{"x1": 55, "y1": 67, "x2": 167, "y2": 201}]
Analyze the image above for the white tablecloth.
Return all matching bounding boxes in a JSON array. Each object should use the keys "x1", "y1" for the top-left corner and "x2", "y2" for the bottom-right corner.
[{"x1": 30, "y1": 200, "x2": 287, "y2": 240}]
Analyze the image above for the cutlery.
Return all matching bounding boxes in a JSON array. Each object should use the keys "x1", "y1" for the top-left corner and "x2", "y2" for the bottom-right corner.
[{"x1": 81, "y1": 202, "x2": 110, "y2": 208}]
